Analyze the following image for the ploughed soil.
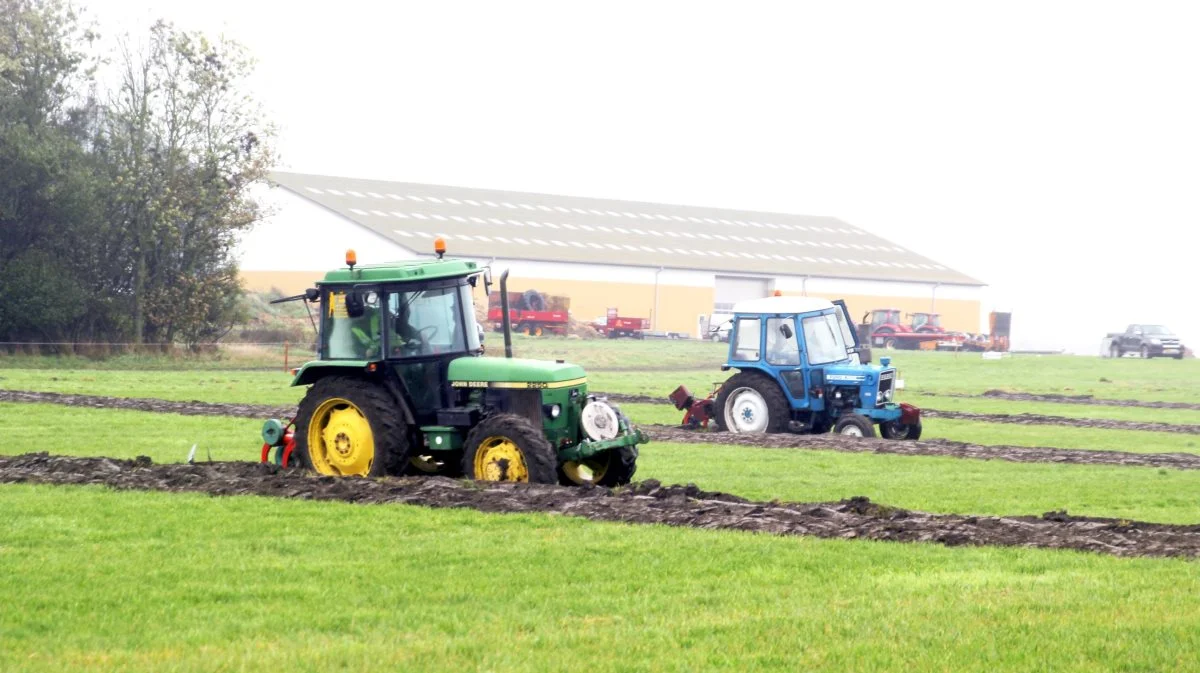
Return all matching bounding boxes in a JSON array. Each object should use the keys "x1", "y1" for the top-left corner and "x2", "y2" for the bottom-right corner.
[
  {"x1": 642, "y1": 425, "x2": 1200, "y2": 471},
  {"x1": 0, "y1": 388, "x2": 296, "y2": 420},
  {"x1": 975, "y1": 390, "x2": 1200, "y2": 411},
  {"x1": 598, "y1": 392, "x2": 1200, "y2": 435},
  {"x1": 4, "y1": 389, "x2": 1200, "y2": 471},
  {"x1": 1, "y1": 453, "x2": 1196, "y2": 559}
]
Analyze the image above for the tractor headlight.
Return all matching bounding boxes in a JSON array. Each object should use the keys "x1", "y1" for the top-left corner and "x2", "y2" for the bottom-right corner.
[{"x1": 544, "y1": 404, "x2": 562, "y2": 419}]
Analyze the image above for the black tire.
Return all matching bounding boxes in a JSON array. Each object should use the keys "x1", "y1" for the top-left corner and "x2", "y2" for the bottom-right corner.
[
  {"x1": 1141, "y1": 345, "x2": 1151, "y2": 359},
  {"x1": 881, "y1": 419, "x2": 922, "y2": 440},
  {"x1": 884, "y1": 337, "x2": 898, "y2": 350},
  {"x1": 462, "y1": 413, "x2": 557, "y2": 484},
  {"x1": 712, "y1": 371, "x2": 791, "y2": 434},
  {"x1": 293, "y1": 376, "x2": 410, "y2": 477},
  {"x1": 1173, "y1": 353, "x2": 1184, "y2": 360},
  {"x1": 810, "y1": 418, "x2": 833, "y2": 434},
  {"x1": 834, "y1": 414, "x2": 877, "y2": 438}
]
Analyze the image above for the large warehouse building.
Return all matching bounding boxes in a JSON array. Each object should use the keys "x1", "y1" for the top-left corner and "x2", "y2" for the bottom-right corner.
[{"x1": 237, "y1": 171, "x2": 985, "y2": 337}]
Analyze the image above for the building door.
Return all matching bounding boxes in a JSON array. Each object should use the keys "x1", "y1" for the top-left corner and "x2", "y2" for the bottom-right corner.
[{"x1": 714, "y1": 276, "x2": 771, "y2": 313}]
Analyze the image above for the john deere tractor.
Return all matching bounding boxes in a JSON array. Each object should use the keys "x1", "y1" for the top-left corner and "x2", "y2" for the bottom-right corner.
[{"x1": 260, "y1": 243, "x2": 644, "y2": 486}]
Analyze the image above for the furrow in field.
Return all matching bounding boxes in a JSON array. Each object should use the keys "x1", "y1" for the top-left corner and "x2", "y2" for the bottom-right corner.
[
  {"x1": 597, "y1": 393, "x2": 1200, "y2": 434},
  {"x1": 2, "y1": 453, "x2": 1196, "y2": 559},
  {"x1": 972, "y1": 390, "x2": 1200, "y2": 411},
  {"x1": 641, "y1": 425, "x2": 1200, "y2": 471}
]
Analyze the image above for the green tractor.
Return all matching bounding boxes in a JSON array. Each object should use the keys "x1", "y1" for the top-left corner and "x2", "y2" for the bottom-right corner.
[{"x1": 260, "y1": 243, "x2": 645, "y2": 486}]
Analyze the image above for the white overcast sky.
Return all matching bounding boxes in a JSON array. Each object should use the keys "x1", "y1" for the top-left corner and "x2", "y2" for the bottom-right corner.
[{"x1": 81, "y1": 1, "x2": 1198, "y2": 354}]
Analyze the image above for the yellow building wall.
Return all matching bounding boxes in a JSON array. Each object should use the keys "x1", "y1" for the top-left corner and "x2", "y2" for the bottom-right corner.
[
  {"x1": 790, "y1": 292, "x2": 981, "y2": 334},
  {"x1": 488, "y1": 276, "x2": 715, "y2": 335},
  {"x1": 240, "y1": 271, "x2": 979, "y2": 336}
]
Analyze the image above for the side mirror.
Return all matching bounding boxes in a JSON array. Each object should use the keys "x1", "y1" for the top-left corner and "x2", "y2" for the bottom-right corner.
[
  {"x1": 779, "y1": 323, "x2": 793, "y2": 339},
  {"x1": 304, "y1": 287, "x2": 320, "y2": 302}
]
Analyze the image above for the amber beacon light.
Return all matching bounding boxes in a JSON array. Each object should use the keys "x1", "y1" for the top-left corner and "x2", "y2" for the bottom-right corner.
[
  {"x1": 434, "y1": 238, "x2": 446, "y2": 259},
  {"x1": 345, "y1": 249, "x2": 357, "y2": 269}
]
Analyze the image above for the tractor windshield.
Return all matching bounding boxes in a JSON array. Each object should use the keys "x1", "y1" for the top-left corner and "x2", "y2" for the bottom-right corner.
[
  {"x1": 387, "y1": 283, "x2": 478, "y2": 357},
  {"x1": 802, "y1": 313, "x2": 850, "y2": 365}
]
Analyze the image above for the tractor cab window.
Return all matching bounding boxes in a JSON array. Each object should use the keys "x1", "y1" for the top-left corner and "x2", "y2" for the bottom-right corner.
[
  {"x1": 323, "y1": 289, "x2": 383, "y2": 360},
  {"x1": 765, "y1": 318, "x2": 800, "y2": 365},
  {"x1": 733, "y1": 318, "x2": 762, "y2": 361},
  {"x1": 802, "y1": 313, "x2": 850, "y2": 365},
  {"x1": 387, "y1": 285, "x2": 469, "y2": 358}
]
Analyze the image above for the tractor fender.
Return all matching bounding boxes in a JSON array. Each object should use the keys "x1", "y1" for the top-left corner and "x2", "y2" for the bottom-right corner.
[{"x1": 291, "y1": 361, "x2": 416, "y2": 428}]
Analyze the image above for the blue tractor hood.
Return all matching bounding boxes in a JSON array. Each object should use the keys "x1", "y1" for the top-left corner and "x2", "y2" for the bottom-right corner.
[{"x1": 822, "y1": 363, "x2": 892, "y2": 384}]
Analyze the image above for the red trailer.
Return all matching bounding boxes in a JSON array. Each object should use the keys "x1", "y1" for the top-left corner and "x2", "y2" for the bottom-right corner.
[
  {"x1": 593, "y1": 308, "x2": 649, "y2": 339},
  {"x1": 858, "y1": 308, "x2": 964, "y2": 350},
  {"x1": 487, "y1": 290, "x2": 569, "y2": 336}
]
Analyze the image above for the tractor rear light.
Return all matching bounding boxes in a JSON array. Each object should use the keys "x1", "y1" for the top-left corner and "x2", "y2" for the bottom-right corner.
[{"x1": 366, "y1": 363, "x2": 377, "y2": 372}]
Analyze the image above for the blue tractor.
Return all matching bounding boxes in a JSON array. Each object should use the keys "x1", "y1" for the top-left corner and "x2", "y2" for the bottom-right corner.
[{"x1": 691, "y1": 295, "x2": 922, "y2": 439}]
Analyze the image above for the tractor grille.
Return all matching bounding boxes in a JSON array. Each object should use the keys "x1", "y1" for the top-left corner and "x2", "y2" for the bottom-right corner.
[{"x1": 877, "y1": 370, "x2": 895, "y2": 406}]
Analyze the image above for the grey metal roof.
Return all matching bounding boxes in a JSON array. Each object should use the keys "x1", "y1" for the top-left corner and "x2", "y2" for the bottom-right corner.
[{"x1": 268, "y1": 171, "x2": 983, "y2": 286}]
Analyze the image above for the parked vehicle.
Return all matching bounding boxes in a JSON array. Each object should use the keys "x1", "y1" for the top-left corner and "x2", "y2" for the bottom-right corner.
[
  {"x1": 487, "y1": 289, "x2": 569, "y2": 336},
  {"x1": 592, "y1": 308, "x2": 649, "y2": 338},
  {"x1": 1103, "y1": 324, "x2": 1186, "y2": 359}
]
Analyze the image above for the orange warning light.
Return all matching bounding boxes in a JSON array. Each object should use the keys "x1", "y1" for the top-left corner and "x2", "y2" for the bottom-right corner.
[
  {"x1": 346, "y1": 249, "x2": 357, "y2": 268},
  {"x1": 773, "y1": 290, "x2": 782, "y2": 296},
  {"x1": 434, "y1": 237, "x2": 446, "y2": 259}
]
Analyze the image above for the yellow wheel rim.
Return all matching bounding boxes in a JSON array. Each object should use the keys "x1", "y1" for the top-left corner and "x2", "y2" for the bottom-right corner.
[
  {"x1": 561, "y1": 454, "x2": 610, "y2": 485},
  {"x1": 473, "y1": 436, "x2": 529, "y2": 482},
  {"x1": 307, "y1": 397, "x2": 375, "y2": 476}
]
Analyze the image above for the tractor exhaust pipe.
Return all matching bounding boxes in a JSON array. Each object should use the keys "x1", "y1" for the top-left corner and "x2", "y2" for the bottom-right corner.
[{"x1": 500, "y1": 269, "x2": 513, "y2": 358}]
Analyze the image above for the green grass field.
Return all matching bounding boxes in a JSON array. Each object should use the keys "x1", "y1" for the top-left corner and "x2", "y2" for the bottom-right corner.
[
  {"x1": 3, "y1": 485, "x2": 1199, "y2": 673},
  {"x1": 2, "y1": 344, "x2": 1199, "y2": 671}
]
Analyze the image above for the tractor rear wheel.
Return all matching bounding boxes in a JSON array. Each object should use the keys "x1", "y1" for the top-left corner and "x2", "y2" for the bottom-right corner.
[
  {"x1": 713, "y1": 372, "x2": 790, "y2": 433},
  {"x1": 834, "y1": 414, "x2": 877, "y2": 438},
  {"x1": 462, "y1": 414, "x2": 557, "y2": 484},
  {"x1": 293, "y1": 376, "x2": 410, "y2": 477},
  {"x1": 881, "y1": 419, "x2": 922, "y2": 440}
]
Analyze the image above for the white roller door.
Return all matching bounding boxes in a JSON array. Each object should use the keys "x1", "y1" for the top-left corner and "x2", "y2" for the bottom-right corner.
[{"x1": 714, "y1": 276, "x2": 771, "y2": 312}]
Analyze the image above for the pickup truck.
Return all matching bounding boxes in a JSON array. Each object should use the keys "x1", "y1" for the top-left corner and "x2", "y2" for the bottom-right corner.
[{"x1": 1104, "y1": 324, "x2": 1186, "y2": 359}]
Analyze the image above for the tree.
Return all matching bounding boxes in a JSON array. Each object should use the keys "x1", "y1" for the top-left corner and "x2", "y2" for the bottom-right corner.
[
  {"x1": 0, "y1": 1, "x2": 275, "y2": 347},
  {"x1": 98, "y1": 21, "x2": 275, "y2": 345}
]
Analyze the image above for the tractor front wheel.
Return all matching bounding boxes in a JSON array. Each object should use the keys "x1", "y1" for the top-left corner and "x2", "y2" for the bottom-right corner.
[
  {"x1": 834, "y1": 414, "x2": 877, "y2": 438},
  {"x1": 560, "y1": 445, "x2": 638, "y2": 487},
  {"x1": 462, "y1": 414, "x2": 557, "y2": 484},
  {"x1": 880, "y1": 419, "x2": 922, "y2": 440},
  {"x1": 713, "y1": 372, "x2": 790, "y2": 433},
  {"x1": 293, "y1": 376, "x2": 410, "y2": 477}
]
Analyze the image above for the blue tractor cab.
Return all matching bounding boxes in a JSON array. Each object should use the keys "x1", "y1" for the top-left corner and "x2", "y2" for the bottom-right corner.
[{"x1": 713, "y1": 295, "x2": 922, "y2": 439}]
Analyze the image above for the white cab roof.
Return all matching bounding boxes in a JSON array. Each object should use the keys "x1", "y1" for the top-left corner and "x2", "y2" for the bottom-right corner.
[{"x1": 731, "y1": 296, "x2": 836, "y2": 315}]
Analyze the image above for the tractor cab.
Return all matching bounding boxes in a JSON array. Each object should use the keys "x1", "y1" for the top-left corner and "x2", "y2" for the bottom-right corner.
[
  {"x1": 910, "y1": 312, "x2": 943, "y2": 332},
  {"x1": 709, "y1": 295, "x2": 921, "y2": 439},
  {"x1": 866, "y1": 309, "x2": 905, "y2": 332}
]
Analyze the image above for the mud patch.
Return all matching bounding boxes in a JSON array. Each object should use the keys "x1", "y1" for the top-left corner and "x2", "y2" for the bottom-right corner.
[
  {"x1": 643, "y1": 425, "x2": 1200, "y2": 471},
  {"x1": 1, "y1": 453, "x2": 1196, "y2": 559},
  {"x1": 0, "y1": 389, "x2": 292, "y2": 420},
  {"x1": 975, "y1": 390, "x2": 1200, "y2": 412}
]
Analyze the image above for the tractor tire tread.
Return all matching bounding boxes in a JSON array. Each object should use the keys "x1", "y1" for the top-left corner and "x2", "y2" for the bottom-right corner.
[
  {"x1": 462, "y1": 413, "x2": 558, "y2": 484},
  {"x1": 713, "y1": 370, "x2": 790, "y2": 433},
  {"x1": 293, "y1": 375, "x2": 411, "y2": 477}
]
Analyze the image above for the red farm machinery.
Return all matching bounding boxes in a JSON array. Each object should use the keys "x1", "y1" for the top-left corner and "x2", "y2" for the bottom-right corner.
[
  {"x1": 487, "y1": 289, "x2": 569, "y2": 337},
  {"x1": 593, "y1": 308, "x2": 650, "y2": 339}
]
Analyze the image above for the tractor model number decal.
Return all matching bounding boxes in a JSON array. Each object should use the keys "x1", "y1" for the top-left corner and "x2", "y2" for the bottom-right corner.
[
  {"x1": 827, "y1": 375, "x2": 866, "y2": 382},
  {"x1": 450, "y1": 377, "x2": 587, "y2": 390}
]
